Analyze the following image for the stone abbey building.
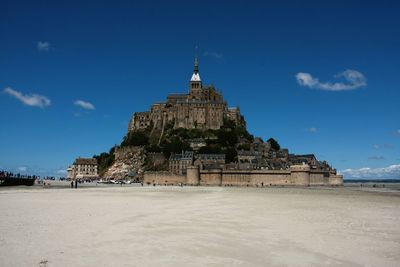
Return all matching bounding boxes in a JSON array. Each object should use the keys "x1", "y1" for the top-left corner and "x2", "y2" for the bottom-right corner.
[{"x1": 128, "y1": 56, "x2": 245, "y2": 132}]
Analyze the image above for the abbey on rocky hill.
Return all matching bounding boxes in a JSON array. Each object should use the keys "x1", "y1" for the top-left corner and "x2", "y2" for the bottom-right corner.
[
  {"x1": 91, "y1": 55, "x2": 343, "y2": 186},
  {"x1": 128, "y1": 56, "x2": 245, "y2": 132}
]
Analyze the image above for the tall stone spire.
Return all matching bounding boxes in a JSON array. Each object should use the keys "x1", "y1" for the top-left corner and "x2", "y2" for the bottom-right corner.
[
  {"x1": 189, "y1": 47, "x2": 202, "y2": 97},
  {"x1": 194, "y1": 47, "x2": 199, "y2": 74},
  {"x1": 191, "y1": 47, "x2": 201, "y2": 82}
]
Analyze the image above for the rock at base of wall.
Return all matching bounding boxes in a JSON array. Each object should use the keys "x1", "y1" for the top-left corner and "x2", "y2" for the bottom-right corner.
[{"x1": 104, "y1": 146, "x2": 146, "y2": 180}]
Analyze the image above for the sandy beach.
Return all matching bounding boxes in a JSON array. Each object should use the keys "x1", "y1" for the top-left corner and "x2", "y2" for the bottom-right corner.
[{"x1": 1, "y1": 185, "x2": 399, "y2": 267}]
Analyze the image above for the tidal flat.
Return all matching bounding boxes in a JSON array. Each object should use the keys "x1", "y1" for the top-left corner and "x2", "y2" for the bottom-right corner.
[{"x1": 1, "y1": 185, "x2": 399, "y2": 266}]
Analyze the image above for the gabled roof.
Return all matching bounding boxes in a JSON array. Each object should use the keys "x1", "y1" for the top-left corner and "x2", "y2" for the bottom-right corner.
[
  {"x1": 238, "y1": 150, "x2": 261, "y2": 156},
  {"x1": 169, "y1": 151, "x2": 194, "y2": 161},
  {"x1": 289, "y1": 154, "x2": 316, "y2": 159},
  {"x1": 74, "y1": 158, "x2": 97, "y2": 165},
  {"x1": 197, "y1": 154, "x2": 226, "y2": 160}
]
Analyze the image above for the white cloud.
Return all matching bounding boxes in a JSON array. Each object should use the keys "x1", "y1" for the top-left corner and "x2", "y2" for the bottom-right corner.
[
  {"x1": 373, "y1": 144, "x2": 380, "y2": 149},
  {"x1": 305, "y1": 127, "x2": 317, "y2": 133},
  {"x1": 295, "y1": 70, "x2": 367, "y2": 91},
  {"x1": 37, "y1": 41, "x2": 51, "y2": 51},
  {"x1": 203, "y1": 51, "x2": 224, "y2": 60},
  {"x1": 3, "y1": 87, "x2": 51, "y2": 108},
  {"x1": 339, "y1": 164, "x2": 400, "y2": 179},
  {"x1": 17, "y1": 166, "x2": 27, "y2": 172},
  {"x1": 74, "y1": 100, "x2": 95, "y2": 110},
  {"x1": 396, "y1": 129, "x2": 400, "y2": 136}
]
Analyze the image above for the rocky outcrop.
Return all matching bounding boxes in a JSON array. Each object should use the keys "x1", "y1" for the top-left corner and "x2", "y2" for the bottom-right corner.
[{"x1": 104, "y1": 146, "x2": 145, "y2": 180}]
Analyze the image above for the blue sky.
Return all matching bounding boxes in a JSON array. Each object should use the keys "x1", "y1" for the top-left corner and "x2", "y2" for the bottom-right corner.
[{"x1": 1, "y1": 0, "x2": 399, "y2": 178}]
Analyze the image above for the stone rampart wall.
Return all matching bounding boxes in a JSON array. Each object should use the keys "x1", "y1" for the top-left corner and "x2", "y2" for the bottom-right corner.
[
  {"x1": 329, "y1": 175, "x2": 344, "y2": 186},
  {"x1": 144, "y1": 171, "x2": 185, "y2": 185},
  {"x1": 309, "y1": 171, "x2": 329, "y2": 186},
  {"x1": 200, "y1": 169, "x2": 223, "y2": 186},
  {"x1": 144, "y1": 166, "x2": 343, "y2": 187},
  {"x1": 219, "y1": 170, "x2": 292, "y2": 186}
]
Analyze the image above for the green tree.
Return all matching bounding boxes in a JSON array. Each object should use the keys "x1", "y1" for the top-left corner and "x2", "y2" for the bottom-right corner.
[
  {"x1": 235, "y1": 125, "x2": 254, "y2": 142},
  {"x1": 217, "y1": 129, "x2": 238, "y2": 147},
  {"x1": 237, "y1": 143, "x2": 251, "y2": 151},
  {"x1": 223, "y1": 118, "x2": 236, "y2": 130},
  {"x1": 224, "y1": 147, "x2": 237, "y2": 163},
  {"x1": 267, "y1": 138, "x2": 280, "y2": 151},
  {"x1": 198, "y1": 145, "x2": 222, "y2": 154},
  {"x1": 161, "y1": 137, "x2": 191, "y2": 158},
  {"x1": 146, "y1": 144, "x2": 162, "y2": 153},
  {"x1": 121, "y1": 131, "x2": 149, "y2": 147},
  {"x1": 188, "y1": 128, "x2": 203, "y2": 138},
  {"x1": 93, "y1": 152, "x2": 115, "y2": 176}
]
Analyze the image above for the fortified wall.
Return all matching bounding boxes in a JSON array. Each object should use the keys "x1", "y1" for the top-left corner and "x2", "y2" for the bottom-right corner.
[{"x1": 144, "y1": 165, "x2": 343, "y2": 187}]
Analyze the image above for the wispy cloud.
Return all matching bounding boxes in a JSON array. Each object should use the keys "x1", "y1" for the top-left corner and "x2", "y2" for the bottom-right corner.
[
  {"x1": 396, "y1": 129, "x2": 400, "y2": 136},
  {"x1": 373, "y1": 144, "x2": 380, "y2": 149},
  {"x1": 3, "y1": 87, "x2": 51, "y2": 108},
  {"x1": 305, "y1": 127, "x2": 317, "y2": 133},
  {"x1": 295, "y1": 70, "x2": 367, "y2": 91},
  {"x1": 368, "y1": 156, "x2": 385, "y2": 160},
  {"x1": 37, "y1": 41, "x2": 51, "y2": 51},
  {"x1": 74, "y1": 100, "x2": 95, "y2": 110},
  {"x1": 340, "y1": 164, "x2": 400, "y2": 179},
  {"x1": 203, "y1": 51, "x2": 224, "y2": 60}
]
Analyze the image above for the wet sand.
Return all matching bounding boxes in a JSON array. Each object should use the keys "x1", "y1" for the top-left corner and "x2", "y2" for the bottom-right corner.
[{"x1": 1, "y1": 186, "x2": 399, "y2": 266}]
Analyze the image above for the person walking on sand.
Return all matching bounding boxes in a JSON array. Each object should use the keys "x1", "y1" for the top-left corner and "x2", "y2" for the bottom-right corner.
[
  {"x1": 71, "y1": 181, "x2": 73, "y2": 188},
  {"x1": 74, "y1": 179, "x2": 78, "y2": 189}
]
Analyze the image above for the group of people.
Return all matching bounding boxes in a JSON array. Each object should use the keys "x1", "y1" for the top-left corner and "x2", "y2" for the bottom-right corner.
[
  {"x1": 0, "y1": 170, "x2": 60, "y2": 181},
  {"x1": 71, "y1": 180, "x2": 79, "y2": 188},
  {"x1": 0, "y1": 170, "x2": 39, "y2": 179}
]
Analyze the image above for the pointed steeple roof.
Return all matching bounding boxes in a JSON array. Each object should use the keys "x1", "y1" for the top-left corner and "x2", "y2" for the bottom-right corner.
[{"x1": 190, "y1": 48, "x2": 201, "y2": 82}]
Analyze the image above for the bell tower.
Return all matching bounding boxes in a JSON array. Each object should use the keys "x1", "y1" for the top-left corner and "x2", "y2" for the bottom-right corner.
[{"x1": 189, "y1": 50, "x2": 202, "y2": 99}]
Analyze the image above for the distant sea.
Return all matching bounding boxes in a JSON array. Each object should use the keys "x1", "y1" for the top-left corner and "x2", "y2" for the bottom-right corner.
[{"x1": 344, "y1": 179, "x2": 400, "y2": 183}]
